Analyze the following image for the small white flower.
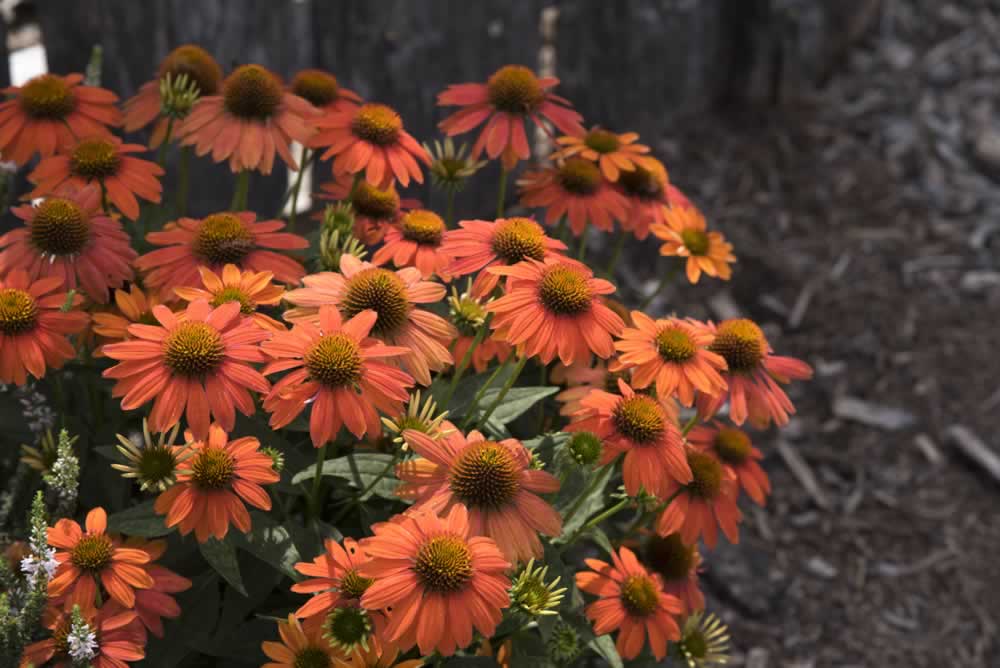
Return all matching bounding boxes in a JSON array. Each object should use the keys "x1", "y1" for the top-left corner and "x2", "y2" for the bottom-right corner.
[
  {"x1": 21, "y1": 545, "x2": 59, "y2": 580},
  {"x1": 67, "y1": 618, "x2": 98, "y2": 662}
]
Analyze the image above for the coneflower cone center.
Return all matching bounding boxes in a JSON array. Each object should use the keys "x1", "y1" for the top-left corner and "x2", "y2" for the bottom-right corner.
[
  {"x1": 342, "y1": 268, "x2": 411, "y2": 337},
  {"x1": 401, "y1": 210, "x2": 444, "y2": 245},
  {"x1": 291, "y1": 69, "x2": 340, "y2": 107},
  {"x1": 714, "y1": 428, "x2": 752, "y2": 465},
  {"x1": 223, "y1": 65, "x2": 283, "y2": 119},
  {"x1": 584, "y1": 129, "x2": 620, "y2": 154},
  {"x1": 567, "y1": 431, "x2": 602, "y2": 465},
  {"x1": 70, "y1": 534, "x2": 114, "y2": 572},
  {"x1": 487, "y1": 65, "x2": 544, "y2": 113},
  {"x1": 413, "y1": 535, "x2": 474, "y2": 592},
  {"x1": 70, "y1": 139, "x2": 121, "y2": 179},
  {"x1": 709, "y1": 319, "x2": 765, "y2": 373},
  {"x1": 163, "y1": 321, "x2": 225, "y2": 377},
  {"x1": 191, "y1": 447, "x2": 235, "y2": 489},
  {"x1": 680, "y1": 228, "x2": 709, "y2": 256},
  {"x1": 647, "y1": 533, "x2": 695, "y2": 581},
  {"x1": 339, "y1": 569, "x2": 374, "y2": 599},
  {"x1": 324, "y1": 606, "x2": 371, "y2": 650},
  {"x1": 351, "y1": 104, "x2": 402, "y2": 146},
  {"x1": 618, "y1": 165, "x2": 662, "y2": 200},
  {"x1": 211, "y1": 287, "x2": 255, "y2": 315},
  {"x1": 351, "y1": 182, "x2": 399, "y2": 220},
  {"x1": 680, "y1": 630, "x2": 709, "y2": 659},
  {"x1": 449, "y1": 442, "x2": 521, "y2": 509},
  {"x1": 621, "y1": 575, "x2": 659, "y2": 617},
  {"x1": 655, "y1": 326, "x2": 696, "y2": 363},
  {"x1": 19, "y1": 74, "x2": 76, "y2": 119},
  {"x1": 137, "y1": 446, "x2": 178, "y2": 486},
  {"x1": 686, "y1": 451, "x2": 723, "y2": 499},
  {"x1": 556, "y1": 158, "x2": 601, "y2": 195},
  {"x1": 450, "y1": 296, "x2": 486, "y2": 336},
  {"x1": 159, "y1": 45, "x2": 222, "y2": 95},
  {"x1": 195, "y1": 213, "x2": 255, "y2": 265},
  {"x1": 0, "y1": 288, "x2": 39, "y2": 335},
  {"x1": 30, "y1": 198, "x2": 90, "y2": 256},
  {"x1": 539, "y1": 265, "x2": 592, "y2": 315},
  {"x1": 305, "y1": 333, "x2": 362, "y2": 388},
  {"x1": 612, "y1": 395, "x2": 664, "y2": 444},
  {"x1": 292, "y1": 647, "x2": 331, "y2": 668},
  {"x1": 492, "y1": 218, "x2": 547, "y2": 263}
]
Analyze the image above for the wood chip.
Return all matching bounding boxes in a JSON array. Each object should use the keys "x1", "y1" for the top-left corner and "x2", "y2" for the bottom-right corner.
[
  {"x1": 746, "y1": 647, "x2": 770, "y2": 668},
  {"x1": 708, "y1": 291, "x2": 741, "y2": 321},
  {"x1": 833, "y1": 396, "x2": 917, "y2": 431},
  {"x1": 945, "y1": 424, "x2": 1000, "y2": 484},
  {"x1": 776, "y1": 439, "x2": 832, "y2": 510},
  {"x1": 913, "y1": 433, "x2": 943, "y2": 465},
  {"x1": 787, "y1": 279, "x2": 818, "y2": 329}
]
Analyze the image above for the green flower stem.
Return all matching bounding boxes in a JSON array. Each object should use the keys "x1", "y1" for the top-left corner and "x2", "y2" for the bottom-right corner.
[
  {"x1": 536, "y1": 362, "x2": 548, "y2": 432},
  {"x1": 561, "y1": 459, "x2": 615, "y2": 528},
  {"x1": 604, "y1": 229, "x2": 627, "y2": 278},
  {"x1": 308, "y1": 442, "x2": 328, "y2": 520},
  {"x1": 176, "y1": 146, "x2": 190, "y2": 216},
  {"x1": 155, "y1": 117, "x2": 175, "y2": 167},
  {"x1": 475, "y1": 355, "x2": 528, "y2": 429},
  {"x1": 442, "y1": 312, "x2": 493, "y2": 408},
  {"x1": 287, "y1": 148, "x2": 310, "y2": 233},
  {"x1": 638, "y1": 265, "x2": 679, "y2": 311},
  {"x1": 231, "y1": 170, "x2": 250, "y2": 211},
  {"x1": 445, "y1": 188, "x2": 456, "y2": 227},
  {"x1": 329, "y1": 452, "x2": 400, "y2": 525},
  {"x1": 562, "y1": 497, "x2": 630, "y2": 548},
  {"x1": 460, "y1": 357, "x2": 511, "y2": 430},
  {"x1": 681, "y1": 412, "x2": 700, "y2": 436},
  {"x1": 576, "y1": 230, "x2": 588, "y2": 262},
  {"x1": 496, "y1": 168, "x2": 509, "y2": 217}
]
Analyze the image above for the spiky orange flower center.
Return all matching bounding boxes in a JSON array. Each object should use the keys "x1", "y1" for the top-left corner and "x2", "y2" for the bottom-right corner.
[
  {"x1": 292, "y1": 647, "x2": 331, "y2": 668},
  {"x1": 19, "y1": 74, "x2": 76, "y2": 119},
  {"x1": 194, "y1": 213, "x2": 255, "y2": 265},
  {"x1": 708, "y1": 319, "x2": 765, "y2": 373},
  {"x1": 351, "y1": 104, "x2": 402, "y2": 146},
  {"x1": 556, "y1": 158, "x2": 602, "y2": 195},
  {"x1": 538, "y1": 265, "x2": 592, "y2": 315},
  {"x1": 413, "y1": 535, "x2": 474, "y2": 593},
  {"x1": 190, "y1": 447, "x2": 236, "y2": 489},
  {"x1": 351, "y1": 181, "x2": 400, "y2": 220},
  {"x1": 449, "y1": 442, "x2": 521, "y2": 509},
  {"x1": 158, "y1": 44, "x2": 222, "y2": 95},
  {"x1": 714, "y1": 427, "x2": 752, "y2": 465},
  {"x1": 621, "y1": 574, "x2": 660, "y2": 617},
  {"x1": 655, "y1": 326, "x2": 696, "y2": 363},
  {"x1": 291, "y1": 69, "x2": 341, "y2": 108},
  {"x1": 618, "y1": 165, "x2": 662, "y2": 200},
  {"x1": 70, "y1": 534, "x2": 113, "y2": 572},
  {"x1": 163, "y1": 321, "x2": 225, "y2": 377},
  {"x1": 341, "y1": 268, "x2": 411, "y2": 337},
  {"x1": 491, "y1": 217, "x2": 547, "y2": 264},
  {"x1": 339, "y1": 569, "x2": 374, "y2": 599},
  {"x1": 487, "y1": 65, "x2": 544, "y2": 114},
  {"x1": 305, "y1": 333, "x2": 363, "y2": 388},
  {"x1": 680, "y1": 228, "x2": 709, "y2": 256},
  {"x1": 210, "y1": 286, "x2": 255, "y2": 314},
  {"x1": 647, "y1": 533, "x2": 696, "y2": 582},
  {"x1": 400, "y1": 210, "x2": 445, "y2": 245},
  {"x1": 0, "y1": 288, "x2": 39, "y2": 335},
  {"x1": 612, "y1": 395, "x2": 664, "y2": 444},
  {"x1": 686, "y1": 450, "x2": 722, "y2": 500},
  {"x1": 583, "y1": 129, "x2": 620, "y2": 154},
  {"x1": 30, "y1": 198, "x2": 90, "y2": 256},
  {"x1": 223, "y1": 65, "x2": 283, "y2": 120},
  {"x1": 70, "y1": 138, "x2": 121, "y2": 180}
]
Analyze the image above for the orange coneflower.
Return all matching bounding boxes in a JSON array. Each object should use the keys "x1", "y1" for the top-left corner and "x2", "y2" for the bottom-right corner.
[
  {"x1": 518, "y1": 158, "x2": 629, "y2": 236},
  {"x1": 613, "y1": 313, "x2": 727, "y2": 407},
  {"x1": 616, "y1": 159, "x2": 672, "y2": 240},
  {"x1": 311, "y1": 103, "x2": 429, "y2": 187},
  {"x1": 441, "y1": 217, "x2": 568, "y2": 298},
  {"x1": 698, "y1": 318, "x2": 813, "y2": 428},
  {"x1": 333, "y1": 641, "x2": 423, "y2": 668},
  {"x1": 575, "y1": 546, "x2": 683, "y2": 661},
  {"x1": 20, "y1": 603, "x2": 145, "y2": 668},
  {"x1": 651, "y1": 205, "x2": 734, "y2": 284},
  {"x1": 102, "y1": 299, "x2": 270, "y2": 439},
  {"x1": 317, "y1": 177, "x2": 418, "y2": 246},
  {"x1": 119, "y1": 537, "x2": 192, "y2": 640},
  {"x1": 123, "y1": 44, "x2": 223, "y2": 147},
  {"x1": 656, "y1": 447, "x2": 741, "y2": 549},
  {"x1": 154, "y1": 424, "x2": 279, "y2": 542},
  {"x1": 372, "y1": 209, "x2": 453, "y2": 279},
  {"x1": 284, "y1": 255, "x2": 455, "y2": 385},
  {"x1": 551, "y1": 358, "x2": 629, "y2": 416},
  {"x1": 553, "y1": 127, "x2": 659, "y2": 182},
  {"x1": 91, "y1": 285, "x2": 166, "y2": 350},
  {"x1": 47, "y1": 507, "x2": 153, "y2": 609},
  {"x1": 290, "y1": 69, "x2": 361, "y2": 115},
  {"x1": 137, "y1": 211, "x2": 308, "y2": 300},
  {"x1": 262, "y1": 306, "x2": 414, "y2": 447},
  {"x1": 568, "y1": 379, "x2": 689, "y2": 498},
  {"x1": 27, "y1": 136, "x2": 164, "y2": 220},
  {"x1": 397, "y1": 429, "x2": 562, "y2": 563},
  {"x1": 0, "y1": 270, "x2": 88, "y2": 385},
  {"x1": 487, "y1": 258, "x2": 624, "y2": 366},
  {"x1": 2, "y1": 187, "x2": 137, "y2": 303},
  {"x1": 644, "y1": 532, "x2": 706, "y2": 613},
  {"x1": 359, "y1": 505, "x2": 511, "y2": 656},
  {"x1": 448, "y1": 287, "x2": 512, "y2": 373},
  {"x1": 0, "y1": 73, "x2": 120, "y2": 166},
  {"x1": 437, "y1": 64, "x2": 583, "y2": 171},
  {"x1": 262, "y1": 615, "x2": 343, "y2": 668},
  {"x1": 177, "y1": 64, "x2": 317, "y2": 174},
  {"x1": 688, "y1": 423, "x2": 770, "y2": 506},
  {"x1": 174, "y1": 264, "x2": 285, "y2": 332}
]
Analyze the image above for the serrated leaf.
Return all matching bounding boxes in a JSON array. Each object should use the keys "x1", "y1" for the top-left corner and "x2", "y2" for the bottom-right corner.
[
  {"x1": 107, "y1": 500, "x2": 171, "y2": 538},
  {"x1": 199, "y1": 537, "x2": 246, "y2": 596},
  {"x1": 589, "y1": 634, "x2": 624, "y2": 668},
  {"x1": 291, "y1": 452, "x2": 397, "y2": 499},
  {"x1": 229, "y1": 511, "x2": 301, "y2": 579}
]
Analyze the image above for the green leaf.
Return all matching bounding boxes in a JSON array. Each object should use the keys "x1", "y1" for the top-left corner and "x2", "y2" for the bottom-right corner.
[
  {"x1": 229, "y1": 511, "x2": 302, "y2": 579},
  {"x1": 291, "y1": 452, "x2": 397, "y2": 499},
  {"x1": 583, "y1": 526, "x2": 614, "y2": 555},
  {"x1": 479, "y1": 386, "x2": 559, "y2": 426},
  {"x1": 589, "y1": 634, "x2": 624, "y2": 668},
  {"x1": 199, "y1": 537, "x2": 246, "y2": 596},
  {"x1": 107, "y1": 500, "x2": 171, "y2": 538},
  {"x1": 430, "y1": 363, "x2": 517, "y2": 417},
  {"x1": 555, "y1": 465, "x2": 612, "y2": 540}
]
